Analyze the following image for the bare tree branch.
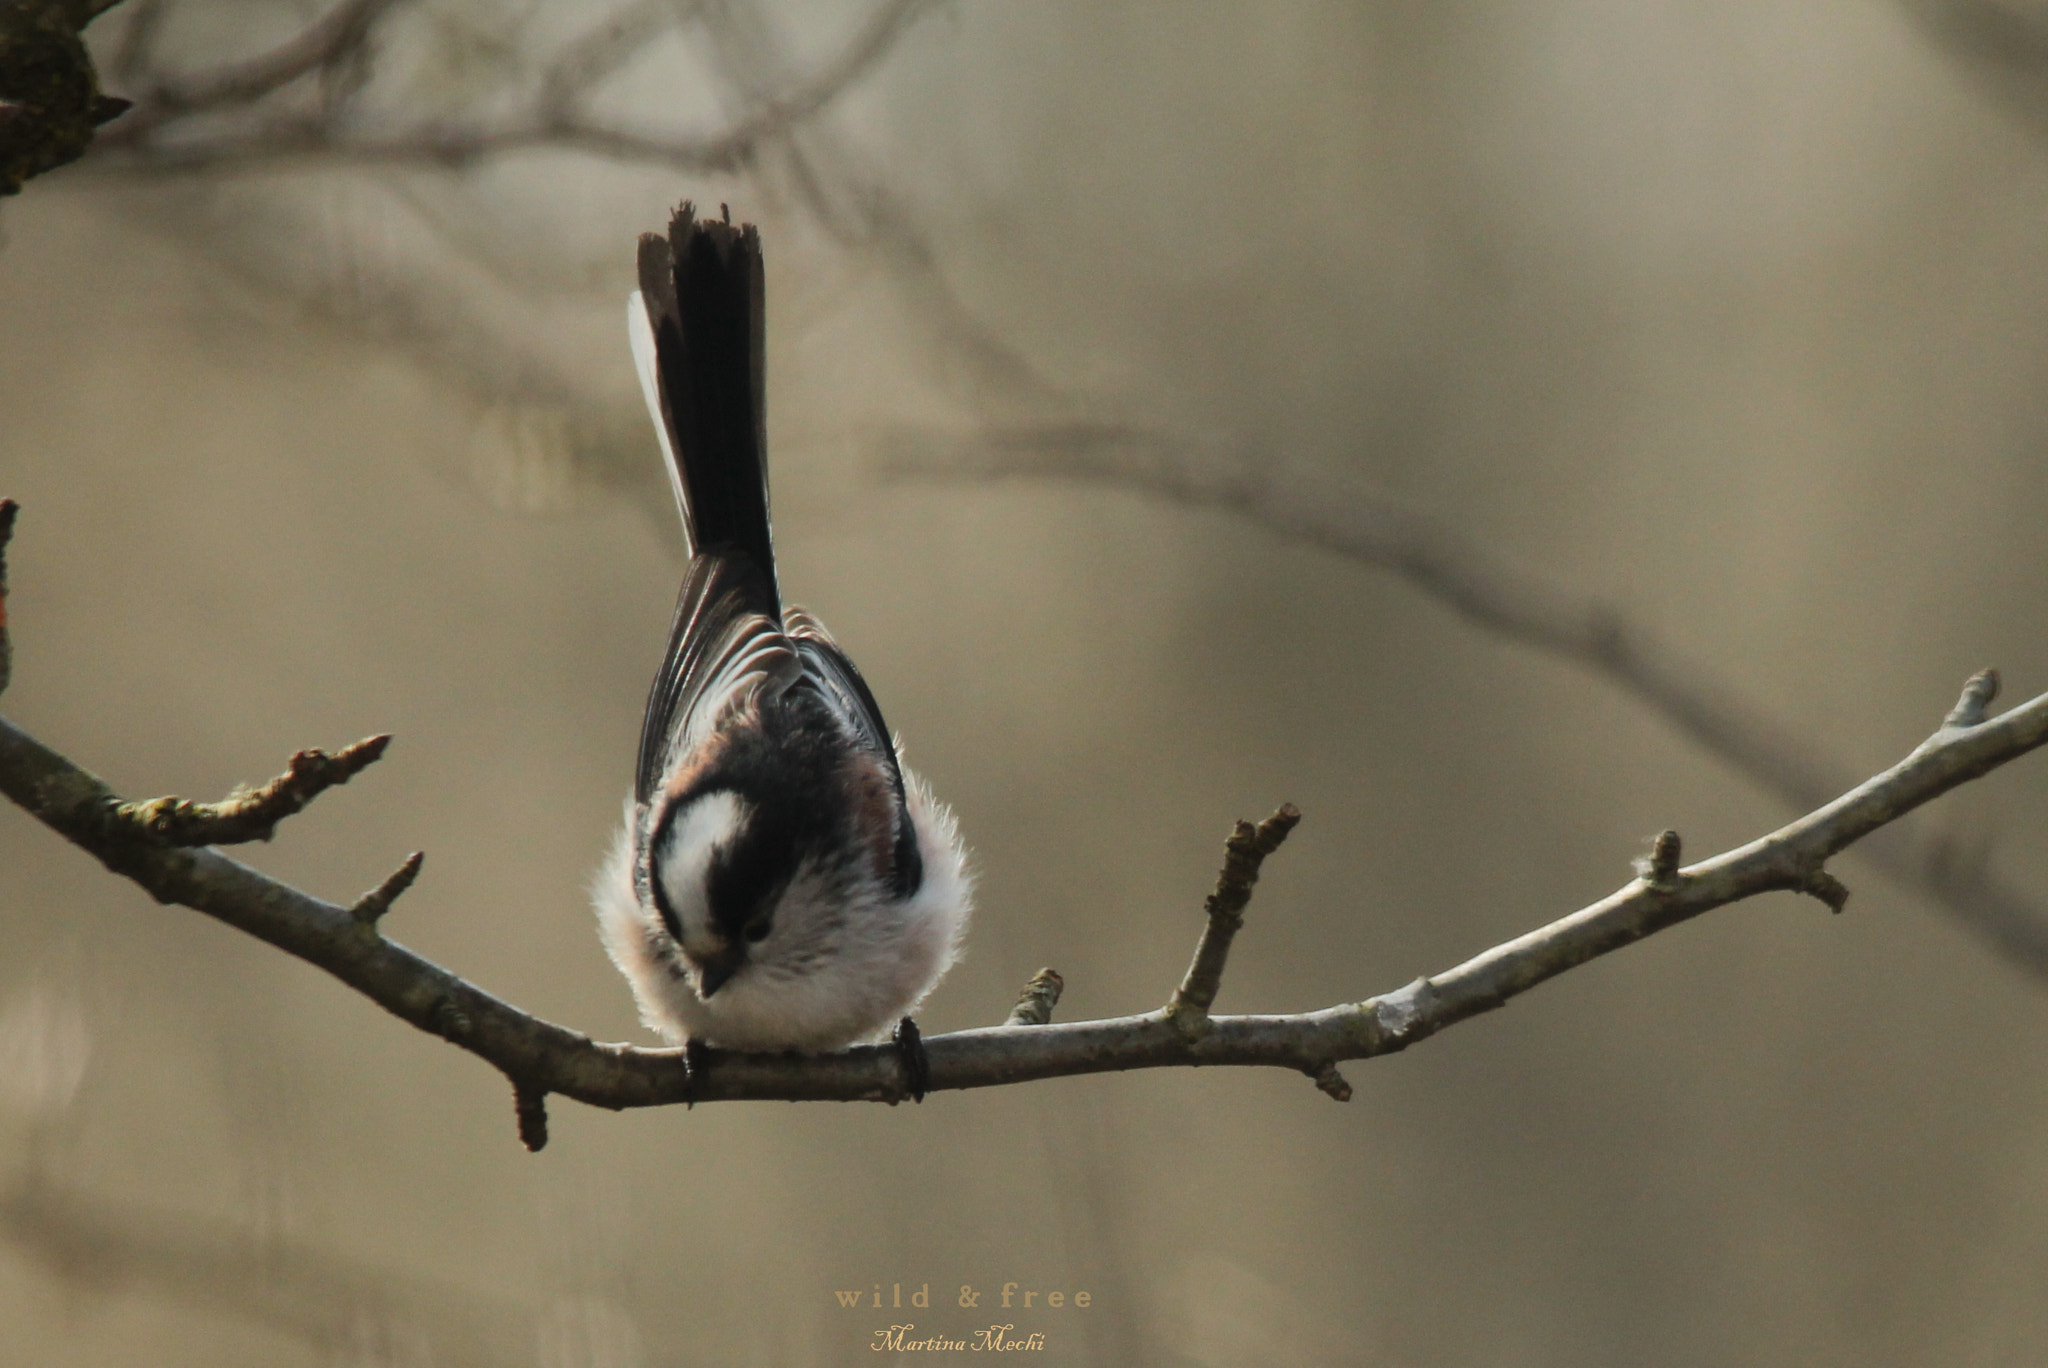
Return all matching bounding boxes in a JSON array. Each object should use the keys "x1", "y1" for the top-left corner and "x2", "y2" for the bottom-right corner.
[
  {"x1": 85, "y1": 0, "x2": 943, "y2": 177},
  {"x1": 2, "y1": 505, "x2": 2045, "y2": 1139},
  {"x1": 877, "y1": 423, "x2": 2048, "y2": 979},
  {"x1": 0, "y1": 1171, "x2": 533, "y2": 1366},
  {"x1": 349, "y1": 847, "x2": 422, "y2": 925},
  {"x1": 110, "y1": 0, "x2": 403, "y2": 136}
]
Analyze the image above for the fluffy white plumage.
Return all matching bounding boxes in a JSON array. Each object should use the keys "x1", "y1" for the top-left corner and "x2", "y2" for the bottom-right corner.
[{"x1": 593, "y1": 764, "x2": 971, "y2": 1051}]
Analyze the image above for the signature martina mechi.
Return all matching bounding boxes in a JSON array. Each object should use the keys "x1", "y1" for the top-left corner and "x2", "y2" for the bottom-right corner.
[{"x1": 871, "y1": 1324, "x2": 1046, "y2": 1353}]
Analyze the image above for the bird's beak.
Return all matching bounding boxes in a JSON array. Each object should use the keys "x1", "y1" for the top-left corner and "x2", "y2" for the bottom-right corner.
[{"x1": 695, "y1": 945, "x2": 745, "y2": 999}]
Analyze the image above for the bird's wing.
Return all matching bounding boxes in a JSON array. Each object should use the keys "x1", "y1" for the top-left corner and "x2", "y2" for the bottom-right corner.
[
  {"x1": 781, "y1": 607, "x2": 896, "y2": 767},
  {"x1": 637, "y1": 555, "x2": 798, "y2": 803},
  {"x1": 783, "y1": 606, "x2": 923, "y2": 896}
]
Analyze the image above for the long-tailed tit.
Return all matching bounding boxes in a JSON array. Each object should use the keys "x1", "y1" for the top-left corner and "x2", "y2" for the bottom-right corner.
[{"x1": 593, "y1": 204, "x2": 971, "y2": 1071}]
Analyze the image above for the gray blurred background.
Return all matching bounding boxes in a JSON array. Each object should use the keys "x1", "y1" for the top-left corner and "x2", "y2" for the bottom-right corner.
[{"x1": 7, "y1": 1, "x2": 2048, "y2": 1364}]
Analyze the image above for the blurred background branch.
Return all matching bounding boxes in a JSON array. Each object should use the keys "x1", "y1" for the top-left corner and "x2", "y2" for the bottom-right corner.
[
  {"x1": 876, "y1": 422, "x2": 2048, "y2": 980},
  {"x1": 1, "y1": 1167, "x2": 533, "y2": 1367},
  {"x1": 88, "y1": 0, "x2": 939, "y2": 174},
  {"x1": 1905, "y1": 0, "x2": 2048, "y2": 130}
]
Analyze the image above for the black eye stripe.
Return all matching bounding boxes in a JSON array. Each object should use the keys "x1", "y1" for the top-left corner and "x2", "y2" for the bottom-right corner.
[
  {"x1": 645, "y1": 816, "x2": 686, "y2": 944},
  {"x1": 704, "y1": 798, "x2": 800, "y2": 943}
]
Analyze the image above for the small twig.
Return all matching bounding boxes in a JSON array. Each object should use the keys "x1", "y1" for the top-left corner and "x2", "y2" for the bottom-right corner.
[
  {"x1": 350, "y1": 851, "x2": 423, "y2": 927},
  {"x1": 1801, "y1": 868, "x2": 1851, "y2": 914},
  {"x1": 1309, "y1": 1061, "x2": 1352, "y2": 1103},
  {"x1": 1004, "y1": 968, "x2": 1064, "y2": 1027},
  {"x1": 117, "y1": 735, "x2": 391, "y2": 845},
  {"x1": 1634, "y1": 829, "x2": 1683, "y2": 890},
  {"x1": 1166, "y1": 804, "x2": 1301, "y2": 1034},
  {"x1": 512, "y1": 1082, "x2": 548, "y2": 1152},
  {"x1": 1946, "y1": 667, "x2": 2001, "y2": 728},
  {"x1": 107, "y1": 0, "x2": 407, "y2": 137},
  {"x1": 0, "y1": 498, "x2": 16, "y2": 698}
]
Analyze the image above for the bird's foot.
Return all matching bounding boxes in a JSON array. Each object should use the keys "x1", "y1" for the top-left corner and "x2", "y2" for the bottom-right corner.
[
  {"x1": 894, "y1": 1016, "x2": 930, "y2": 1103},
  {"x1": 684, "y1": 1036, "x2": 712, "y2": 1107}
]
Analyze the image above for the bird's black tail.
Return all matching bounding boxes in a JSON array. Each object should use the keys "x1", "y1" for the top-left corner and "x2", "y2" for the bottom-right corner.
[{"x1": 635, "y1": 202, "x2": 778, "y2": 611}]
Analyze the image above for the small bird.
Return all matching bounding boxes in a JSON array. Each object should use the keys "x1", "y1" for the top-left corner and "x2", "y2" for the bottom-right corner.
[{"x1": 593, "y1": 203, "x2": 971, "y2": 1065}]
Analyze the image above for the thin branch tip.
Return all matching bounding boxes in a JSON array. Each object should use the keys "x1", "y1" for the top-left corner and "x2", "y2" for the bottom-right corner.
[
  {"x1": 913, "y1": 443, "x2": 2048, "y2": 980},
  {"x1": 1802, "y1": 868, "x2": 1851, "y2": 915},
  {"x1": 351, "y1": 851, "x2": 423, "y2": 926},
  {"x1": 1253, "y1": 802, "x2": 1303, "y2": 852},
  {"x1": 1635, "y1": 829, "x2": 1683, "y2": 887},
  {"x1": 1946, "y1": 669, "x2": 2002, "y2": 729},
  {"x1": 1215, "y1": 802, "x2": 1303, "y2": 915},
  {"x1": 513, "y1": 1081, "x2": 548, "y2": 1152},
  {"x1": 118, "y1": 732, "x2": 392, "y2": 845},
  {"x1": 1167, "y1": 802, "x2": 1304, "y2": 1032},
  {"x1": 1310, "y1": 1061, "x2": 1352, "y2": 1102},
  {"x1": 1004, "y1": 968, "x2": 1064, "y2": 1026}
]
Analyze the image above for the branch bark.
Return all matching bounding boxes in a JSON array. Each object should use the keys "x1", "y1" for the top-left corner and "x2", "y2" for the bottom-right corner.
[{"x1": 3, "y1": 495, "x2": 2045, "y2": 1134}]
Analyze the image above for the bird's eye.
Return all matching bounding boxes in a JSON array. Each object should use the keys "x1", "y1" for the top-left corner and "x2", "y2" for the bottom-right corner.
[{"x1": 743, "y1": 919, "x2": 771, "y2": 943}]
